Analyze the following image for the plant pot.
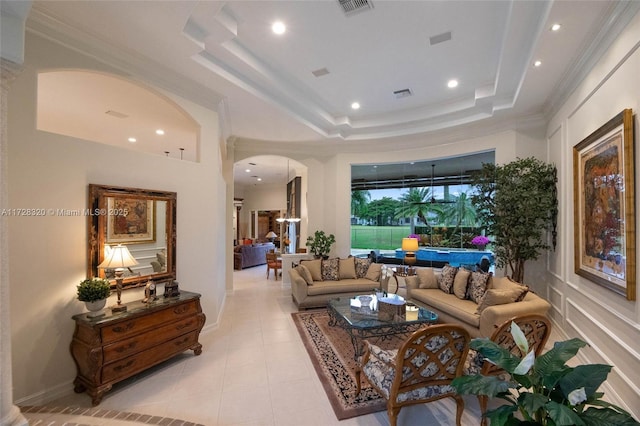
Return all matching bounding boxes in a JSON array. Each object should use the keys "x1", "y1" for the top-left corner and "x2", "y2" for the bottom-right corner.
[
  {"x1": 84, "y1": 299, "x2": 107, "y2": 317},
  {"x1": 475, "y1": 245, "x2": 486, "y2": 251}
]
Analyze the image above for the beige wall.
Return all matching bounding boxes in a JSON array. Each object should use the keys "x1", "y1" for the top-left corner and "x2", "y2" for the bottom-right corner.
[
  {"x1": 545, "y1": 10, "x2": 640, "y2": 417},
  {"x1": 8, "y1": 33, "x2": 226, "y2": 403}
]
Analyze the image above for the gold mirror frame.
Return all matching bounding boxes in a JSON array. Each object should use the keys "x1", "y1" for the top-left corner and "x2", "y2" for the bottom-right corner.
[{"x1": 88, "y1": 184, "x2": 177, "y2": 290}]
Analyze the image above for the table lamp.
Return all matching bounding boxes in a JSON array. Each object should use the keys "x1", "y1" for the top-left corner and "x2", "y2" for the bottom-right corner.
[
  {"x1": 402, "y1": 237, "x2": 419, "y2": 273},
  {"x1": 265, "y1": 231, "x2": 277, "y2": 243},
  {"x1": 98, "y1": 244, "x2": 139, "y2": 312}
]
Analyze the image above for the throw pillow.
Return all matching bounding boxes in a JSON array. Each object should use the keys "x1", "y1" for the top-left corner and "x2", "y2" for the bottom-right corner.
[
  {"x1": 295, "y1": 264, "x2": 314, "y2": 285},
  {"x1": 339, "y1": 257, "x2": 357, "y2": 279},
  {"x1": 453, "y1": 269, "x2": 471, "y2": 299},
  {"x1": 365, "y1": 263, "x2": 382, "y2": 282},
  {"x1": 354, "y1": 257, "x2": 372, "y2": 278},
  {"x1": 491, "y1": 276, "x2": 529, "y2": 301},
  {"x1": 301, "y1": 259, "x2": 323, "y2": 281},
  {"x1": 321, "y1": 258, "x2": 340, "y2": 281},
  {"x1": 476, "y1": 288, "x2": 524, "y2": 314},
  {"x1": 416, "y1": 268, "x2": 438, "y2": 289},
  {"x1": 437, "y1": 265, "x2": 458, "y2": 294},
  {"x1": 467, "y1": 271, "x2": 492, "y2": 304}
]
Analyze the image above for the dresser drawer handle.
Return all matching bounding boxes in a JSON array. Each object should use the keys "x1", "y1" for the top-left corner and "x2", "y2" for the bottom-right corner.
[
  {"x1": 113, "y1": 359, "x2": 135, "y2": 372},
  {"x1": 173, "y1": 305, "x2": 190, "y2": 315},
  {"x1": 175, "y1": 320, "x2": 194, "y2": 331},
  {"x1": 113, "y1": 342, "x2": 137, "y2": 353},
  {"x1": 111, "y1": 322, "x2": 135, "y2": 333}
]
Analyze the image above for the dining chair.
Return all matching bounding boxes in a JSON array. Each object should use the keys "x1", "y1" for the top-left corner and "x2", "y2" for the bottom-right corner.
[{"x1": 265, "y1": 252, "x2": 282, "y2": 280}]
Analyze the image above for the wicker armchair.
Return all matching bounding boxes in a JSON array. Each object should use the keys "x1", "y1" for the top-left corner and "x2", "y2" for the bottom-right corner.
[
  {"x1": 464, "y1": 314, "x2": 551, "y2": 425},
  {"x1": 361, "y1": 324, "x2": 470, "y2": 426}
]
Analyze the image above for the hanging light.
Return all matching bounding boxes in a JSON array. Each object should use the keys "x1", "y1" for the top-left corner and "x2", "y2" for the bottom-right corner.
[{"x1": 282, "y1": 159, "x2": 301, "y2": 222}]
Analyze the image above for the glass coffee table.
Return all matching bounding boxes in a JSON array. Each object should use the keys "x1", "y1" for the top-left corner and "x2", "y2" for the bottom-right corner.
[{"x1": 327, "y1": 295, "x2": 438, "y2": 393}]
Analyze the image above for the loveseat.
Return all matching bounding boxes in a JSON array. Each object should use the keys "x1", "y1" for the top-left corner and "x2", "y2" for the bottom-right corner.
[
  {"x1": 233, "y1": 242, "x2": 276, "y2": 270},
  {"x1": 289, "y1": 257, "x2": 387, "y2": 309},
  {"x1": 405, "y1": 266, "x2": 550, "y2": 338}
]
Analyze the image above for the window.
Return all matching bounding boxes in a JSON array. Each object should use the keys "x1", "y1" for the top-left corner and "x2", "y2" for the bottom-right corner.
[{"x1": 350, "y1": 152, "x2": 495, "y2": 261}]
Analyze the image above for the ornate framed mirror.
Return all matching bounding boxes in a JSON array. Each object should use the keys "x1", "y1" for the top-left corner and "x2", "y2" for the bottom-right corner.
[{"x1": 88, "y1": 184, "x2": 177, "y2": 290}]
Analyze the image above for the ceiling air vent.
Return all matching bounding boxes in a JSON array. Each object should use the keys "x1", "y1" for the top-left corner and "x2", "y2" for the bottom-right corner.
[
  {"x1": 429, "y1": 31, "x2": 452, "y2": 46},
  {"x1": 338, "y1": 0, "x2": 373, "y2": 16},
  {"x1": 393, "y1": 88, "x2": 412, "y2": 99},
  {"x1": 312, "y1": 68, "x2": 330, "y2": 77}
]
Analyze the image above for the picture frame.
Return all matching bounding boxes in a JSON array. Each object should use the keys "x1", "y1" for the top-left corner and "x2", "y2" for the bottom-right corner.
[
  {"x1": 573, "y1": 109, "x2": 635, "y2": 300},
  {"x1": 106, "y1": 197, "x2": 156, "y2": 244}
]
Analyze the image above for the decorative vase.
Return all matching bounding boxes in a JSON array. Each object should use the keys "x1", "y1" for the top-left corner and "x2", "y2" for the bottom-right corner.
[
  {"x1": 84, "y1": 299, "x2": 107, "y2": 317},
  {"x1": 476, "y1": 244, "x2": 486, "y2": 251}
]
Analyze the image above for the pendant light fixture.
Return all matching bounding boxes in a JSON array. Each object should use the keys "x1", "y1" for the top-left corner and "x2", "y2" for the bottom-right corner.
[{"x1": 277, "y1": 159, "x2": 301, "y2": 223}]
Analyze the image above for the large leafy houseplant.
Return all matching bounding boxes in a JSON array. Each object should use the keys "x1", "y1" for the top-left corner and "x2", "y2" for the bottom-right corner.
[
  {"x1": 305, "y1": 230, "x2": 336, "y2": 258},
  {"x1": 471, "y1": 157, "x2": 558, "y2": 283},
  {"x1": 452, "y1": 322, "x2": 639, "y2": 426}
]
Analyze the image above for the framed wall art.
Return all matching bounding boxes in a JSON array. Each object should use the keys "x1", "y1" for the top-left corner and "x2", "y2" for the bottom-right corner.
[
  {"x1": 573, "y1": 108, "x2": 635, "y2": 300},
  {"x1": 106, "y1": 197, "x2": 156, "y2": 244}
]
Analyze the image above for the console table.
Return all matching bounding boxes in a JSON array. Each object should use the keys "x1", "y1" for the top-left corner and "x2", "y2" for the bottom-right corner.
[{"x1": 70, "y1": 290, "x2": 206, "y2": 405}]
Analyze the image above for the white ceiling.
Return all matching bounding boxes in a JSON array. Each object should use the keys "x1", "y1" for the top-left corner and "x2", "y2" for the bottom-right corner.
[{"x1": 26, "y1": 0, "x2": 638, "y2": 185}]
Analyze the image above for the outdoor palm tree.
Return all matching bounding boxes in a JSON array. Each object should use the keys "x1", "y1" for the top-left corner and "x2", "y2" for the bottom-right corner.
[
  {"x1": 439, "y1": 192, "x2": 478, "y2": 228},
  {"x1": 394, "y1": 187, "x2": 437, "y2": 234}
]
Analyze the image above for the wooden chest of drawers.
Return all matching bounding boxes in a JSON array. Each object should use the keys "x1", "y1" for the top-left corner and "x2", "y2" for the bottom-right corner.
[{"x1": 70, "y1": 291, "x2": 206, "y2": 405}]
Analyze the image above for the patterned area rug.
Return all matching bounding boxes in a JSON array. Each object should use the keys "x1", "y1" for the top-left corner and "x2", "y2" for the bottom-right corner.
[{"x1": 292, "y1": 309, "x2": 407, "y2": 420}]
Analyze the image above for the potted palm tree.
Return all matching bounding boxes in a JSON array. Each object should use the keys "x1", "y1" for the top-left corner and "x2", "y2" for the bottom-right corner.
[
  {"x1": 305, "y1": 230, "x2": 336, "y2": 259},
  {"x1": 77, "y1": 277, "x2": 111, "y2": 317}
]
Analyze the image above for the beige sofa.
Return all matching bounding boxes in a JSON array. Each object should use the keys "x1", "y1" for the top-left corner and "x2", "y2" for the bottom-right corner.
[
  {"x1": 405, "y1": 266, "x2": 550, "y2": 338},
  {"x1": 289, "y1": 257, "x2": 387, "y2": 309}
]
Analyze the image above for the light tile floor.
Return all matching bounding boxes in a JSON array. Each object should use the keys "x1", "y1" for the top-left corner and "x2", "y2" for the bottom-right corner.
[{"x1": 26, "y1": 266, "x2": 562, "y2": 425}]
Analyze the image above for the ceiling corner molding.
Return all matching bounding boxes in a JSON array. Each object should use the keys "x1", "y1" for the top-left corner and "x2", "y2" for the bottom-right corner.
[
  {"x1": 26, "y1": 6, "x2": 224, "y2": 111},
  {"x1": 544, "y1": 1, "x2": 640, "y2": 119}
]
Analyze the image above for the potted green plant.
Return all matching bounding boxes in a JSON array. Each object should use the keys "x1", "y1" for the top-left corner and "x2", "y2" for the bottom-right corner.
[
  {"x1": 471, "y1": 157, "x2": 558, "y2": 283},
  {"x1": 305, "y1": 230, "x2": 336, "y2": 259},
  {"x1": 77, "y1": 277, "x2": 111, "y2": 317},
  {"x1": 452, "y1": 322, "x2": 639, "y2": 425}
]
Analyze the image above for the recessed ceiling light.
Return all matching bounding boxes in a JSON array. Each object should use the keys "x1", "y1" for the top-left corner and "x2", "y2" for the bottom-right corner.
[
  {"x1": 534, "y1": 60, "x2": 542, "y2": 67},
  {"x1": 245, "y1": 169, "x2": 251, "y2": 173},
  {"x1": 155, "y1": 129, "x2": 165, "y2": 135},
  {"x1": 272, "y1": 21, "x2": 286, "y2": 35},
  {"x1": 128, "y1": 137, "x2": 137, "y2": 143},
  {"x1": 551, "y1": 23, "x2": 561, "y2": 31},
  {"x1": 257, "y1": 177, "x2": 262, "y2": 181},
  {"x1": 447, "y1": 79, "x2": 459, "y2": 88},
  {"x1": 351, "y1": 102, "x2": 360, "y2": 110}
]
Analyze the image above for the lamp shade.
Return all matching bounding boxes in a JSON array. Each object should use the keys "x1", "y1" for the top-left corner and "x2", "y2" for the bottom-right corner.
[
  {"x1": 98, "y1": 244, "x2": 139, "y2": 269},
  {"x1": 402, "y1": 238, "x2": 419, "y2": 252},
  {"x1": 265, "y1": 231, "x2": 277, "y2": 239}
]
